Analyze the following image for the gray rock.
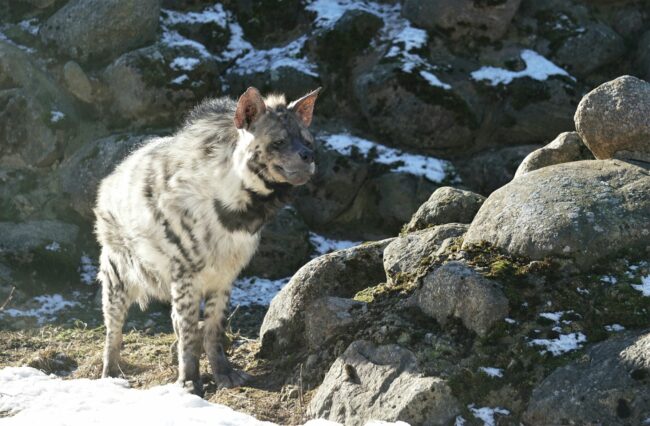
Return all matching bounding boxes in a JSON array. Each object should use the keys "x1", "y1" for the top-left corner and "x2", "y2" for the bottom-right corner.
[
  {"x1": 637, "y1": 31, "x2": 650, "y2": 82},
  {"x1": 413, "y1": 261, "x2": 509, "y2": 336},
  {"x1": 405, "y1": 187, "x2": 485, "y2": 232},
  {"x1": 402, "y1": 0, "x2": 521, "y2": 41},
  {"x1": 575, "y1": 75, "x2": 650, "y2": 163},
  {"x1": 463, "y1": 160, "x2": 650, "y2": 270},
  {"x1": 384, "y1": 224, "x2": 468, "y2": 287},
  {"x1": 304, "y1": 297, "x2": 366, "y2": 349},
  {"x1": 244, "y1": 207, "x2": 312, "y2": 279},
  {"x1": 524, "y1": 331, "x2": 650, "y2": 425},
  {"x1": 40, "y1": 0, "x2": 160, "y2": 63},
  {"x1": 554, "y1": 23, "x2": 625, "y2": 77},
  {"x1": 307, "y1": 340, "x2": 459, "y2": 425},
  {"x1": 60, "y1": 134, "x2": 152, "y2": 220},
  {"x1": 62, "y1": 61, "x2": 93, "y2": 103},
  {"x1": 0, "y1": 220, "x2": 78, "y2": 260},
  {"x1": 514, "y1": 132, "x2": 594, "y2": 177},
  {"x1": 259, "y1": 239, "x2": 392, "y2": 357}
]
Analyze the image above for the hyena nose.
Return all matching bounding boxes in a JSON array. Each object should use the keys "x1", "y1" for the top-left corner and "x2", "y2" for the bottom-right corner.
[{"x1": 299, "y1": 148, "x2": 314, "y2": 163}]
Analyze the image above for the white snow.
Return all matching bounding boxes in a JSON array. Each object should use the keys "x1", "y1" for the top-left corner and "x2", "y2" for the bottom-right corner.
[
  {"x1": 504, "y1": 317, "x2": 517, "y2": 324},
  {"x1": 45, "y1": 242, "x2": 60, "y2": 252},
  {"x1": 18, "y1": 19, "x2": 40, "y2": 36},
  {"x1": 171, "y1": 74, "x2": 190, "y2": 85},
  {"x1": 0, "y1": 294, "x2": 78, "y2": 324},
  {"x1": 231, "y1": 276, "x2": 290, "y2": 307},
  {"x1": 162, "y1": 6, "x2": 228, "y2": 26},
  {"x1": 0, "y1": 367, "x2": 402, "y2": 426},
  {"x1": 468, "y1": 405, "x2": 510, "y2": 426},
  {"x1": 471, "y1": 49, "x2": 573, "y2": 86},
  {"x1": 321, "y1": 133, "x2": 453, "y2": 183},
  {"x1": 632, "y1": 275, "x2": 650, "y2": 296},
  {"x1": 539, "y1": 311, "x2": 564, "y2": 322},
  {"x1": 170, "y1": 56, "x2": 201, "y2": 71},
  {"x1": 50, "y1": 111, "x2": 65, "y2": 123},
  {"x1": 79, "y1": 255, "x2": 97, "y2": 285},
  {"x1": 479, "y1": 367, "x2": 503, "y2": 378},
  {"x1": 310, "y1": 232, "x2": 359, "y2": 256},
  {"x1": 604, "y1": 324, "x2": 625, "y2": 332},
  {"x1": 228, "y1": 35, "x2": 318, "y2": 77},
  {"x1": 419, "y1": 70, "x2": 452, "y2": 90},
  {"x1": 529, "y1": 332, "x2": 587, "y2": 356},
  {"x1": 454, "y1": 416, "x2": 466, "y2": 426},
  {"x1": 600, "y1": 275, "x2": 618, "y2": 285}
]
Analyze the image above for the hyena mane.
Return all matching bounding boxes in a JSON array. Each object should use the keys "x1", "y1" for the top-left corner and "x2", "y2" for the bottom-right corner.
[{"x1": 94, "y1": 87, "x2": 320, "y2": 394}]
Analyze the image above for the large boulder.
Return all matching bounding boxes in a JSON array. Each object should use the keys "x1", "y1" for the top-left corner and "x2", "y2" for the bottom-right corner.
[
  {"x1": 463, "y1": 160, "x2": 650, "y2": 269},
  {"x1": 637, "y1": 31, "x2": 650, "y2": 82},
  {"x1": 404, "y1": 187, "x2": 485, "y2": 232},
  {"x1": 402, "y1": 0, "x2": 521, "y2": 41},
  {"x1": 40, "y1": 0, "x2": 160, "y2": 64},
  {"x1": 514, "y1": 132, "x2": 594, "y2": 177},
  {"x1": 412, "y1": 261, "x2": 509, "y2": 336},
  {"x1": 304, "y1": 297, "x2": 367, "y2": 349},
  {"x1": 259, "y1": 239, "x2": 392, "y2": 357},
  {"x1": 307, "y1": 340, "x2": 460, "y2": 425},
  {"x1": 59, "y1": 134, "x2": 153, "y2": 221},
  {"x1": 574, "y1": 76, "x2": 650, "y2": 163},
  {"x1": 383, "y1": 224, "x2": 468, "y2": 287},
  {"x1": 524, "y1": 331, "x2": 650, "y2": 425}
]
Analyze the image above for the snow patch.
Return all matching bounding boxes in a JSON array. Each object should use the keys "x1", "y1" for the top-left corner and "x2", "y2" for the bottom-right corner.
[
  {"x1": 600, "y1": 275, "x2": 618, "y2": 285},
  {"x1": 1, "y1": 294, "x2": 78, "y2": 324},
  {"x1": 321, "y1": 133, "x2": 453, "y2": 183},
  {"x1": 469, "y1": 405, "x2": 510, "y2": 426},
  {"x1": 632, "y1": 275, "x2": 650, "y2": 296},
  {"x1": 310, "y1": 232, "x2": 359, "y2": 256},
  {"x1": 479, "y1": 367, "x2": 503, "y2": 378},
  {"x1": 45, "y1": 242, "x2": 60, "y2": 252},
  {"x1": 539, "y1": 311, "x2": 564, "y2": 322},
  {"x1": 604, "y1": 324, "x2": 625, "y2": 332},
  {"x1": 79, "y1": 255, "x2": 97, "y2": 285},
  {"x1": 231, "y1": 276, "x2": 291, "y2": 307},
  {"x1": 50, "y1": 111, "x2": 65, "y2": 123},
  {"x1": 529, "y1": 332, "x2": 587, "y2": 356},
  {"x1": 471, "y1": 49, "x2": 573, "y2": 86},
  {"x1": 228, "y1": 35, "x2": 318, "y2": 77},
  {"x1": 170, "y1": 57, "x2": 200, "y2": 71},
  {"x1": 504, "y1": 317, "x2": 517, "y2": 324},
  {"x1": 18, "y1": 19, "x2": 40, "y2": 36},
  {"x1": 171, "y1": 74, "x2": 190, "y2": 85}
]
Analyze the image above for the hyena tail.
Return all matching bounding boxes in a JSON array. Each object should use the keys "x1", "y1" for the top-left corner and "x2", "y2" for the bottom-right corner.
[{"x1": 98, "y1": 247, "x2": 132, "y2": 378}]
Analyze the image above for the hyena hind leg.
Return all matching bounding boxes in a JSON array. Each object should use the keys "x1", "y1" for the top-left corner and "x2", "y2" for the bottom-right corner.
[
  {"x1": 203, "y1": 290, "x2": 250, "y2": 389},
  {"x1": 99, "y1": 253, "x2": 131, "y2": 378}
]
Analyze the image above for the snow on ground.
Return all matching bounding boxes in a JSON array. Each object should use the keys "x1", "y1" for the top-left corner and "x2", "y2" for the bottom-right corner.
[
  {"x1": 605, "y1": 324, "x2": 625, "y2": 332},
  {"x1": 79, "y1": 254, "x2": 98, "y2": 285},
  {"x1": 306, "y1": 0, "x2": 450, "y2": 89},
  {"x1": 528, "y1": 332, "x2": 587, "y2": 356},
  {"x1": 321, "y1": 133, "x2": 453, "y2": 183},
  {"x1": 310, "y1": 232, "x2": 359, "y2": 256},
  {"x1": 632, "y1": 275, "x2": 650, "y2": 296},
  {"x1": 471, "y1": 49, "x2": 573, "y2": 86},
  {"x1": 600, "y1": 275, "x2": 618, "y2": 285},
  {"x1": 44, "y1": 241, "x2": 60, "y2": 252},
  {"x1": 170, "y1": 56, "x2": 201, "y2": 71},
  {"x1": 479, "y1": 367, "x2": 503, "y2": 378},
  {"x1": 539, "y1": 311, "x2": 564, "y2": 322},
  {"x1": 468, "y1": 405, "x2": 510, "y2": 426},
  {"x1": 231, "y1": 276, "x2": 291, "y2": 307},
  {"x1": 228, "y1": 35, "x2": 318, "y2": 77},
  {"x1": 0, "y1": 367, "x2": 404, "y2": 426},
  {"x1": 50, "y1": 110, "x2": 65, "y2": 123},
  {"x1": 18, "y1": 18, "x2": 40, "y2": 36},
  {"x1": 0, "y1": 294, "x2": 78, "y2": 324}
]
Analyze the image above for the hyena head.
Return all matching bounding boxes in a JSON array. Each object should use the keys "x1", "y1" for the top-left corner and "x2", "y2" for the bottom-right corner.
[{"x1": 233, "y1": 86, "x2": 321, "y2": 187}]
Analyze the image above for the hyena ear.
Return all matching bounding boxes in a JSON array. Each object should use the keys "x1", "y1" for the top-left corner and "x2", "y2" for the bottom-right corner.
[
  {"x1": 288, "y1": 87, "x2": 322, "y2": 127},
  {"x1": 234, "y1": 87, "x2": 266, "y2": 129}
]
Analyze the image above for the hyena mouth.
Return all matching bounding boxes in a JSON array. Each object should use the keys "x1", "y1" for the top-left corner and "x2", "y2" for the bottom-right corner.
[{"x1": 274, "y1": 164, "x2": 313, "y2": 186}]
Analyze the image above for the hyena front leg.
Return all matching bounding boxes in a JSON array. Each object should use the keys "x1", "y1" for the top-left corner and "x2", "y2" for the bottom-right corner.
[
  {"x1": 100, "y1": 252, "x2": 130, "y2": 378},
  {"x1": 203, "y1": 290, "x2": 250, "y2": 389},
  {"x1": 171, "y1": 278, "x2": 203, "y2": 395}
]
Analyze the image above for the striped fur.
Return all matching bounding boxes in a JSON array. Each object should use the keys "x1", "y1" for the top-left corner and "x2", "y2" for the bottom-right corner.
[{"x1": 95, "y1": 87, "x2": 319, "y2": 393}]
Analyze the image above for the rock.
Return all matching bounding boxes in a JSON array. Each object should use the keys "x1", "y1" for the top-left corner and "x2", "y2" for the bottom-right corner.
[
  {"x1": 463, "y1": 160, "x2": 650, "y2": 270},
  {"x1": 244, "y1": 207, "x2": 312, "y2": 279},
  {"x1": 553, "y1": 23, "x2": 626, "y2": 78},
  {"x1": 524, "y1": 331, "x2": 650, "y2": 425},
  {"x1": 62, "y1": 61, "x2": 93, "y2": 103},
  {"x1": 304, "y1": 297, "x2": 366, "y2": 349},
  {"x1": 354, "y1": 63, "x2": 476, "y2": 156},
  {"x1": 259, "y1": 239, "x2": 392, "y2": 357},
  {"x1": 0, "y1": 220, "x2": 77, "y2": 256},
  {"x1": 40, "y1": 0, "x2": 160, "y2": 64},
  {"x1": 227, "y1": 0, "x2": 306, "y2": 46},
  {"x1": 307, "y1": 340, "x2": 459, "y2": 425},
  {"x1": 637, "y1": 31, "x2": 650, "y2": 82},
  {"x1": 412, "y1": 261, "x2": 509, "y2": 336},
  {"x1": 405, "y1": 187, "x2": 485, "y2": 232},
  {"x1": 59, "y1": 134, "x2": 153, "y2": 221},
  {"x1": 383, "y1": 224, "x2": 468, "y2": 287},
  {"x1": 456, "y1": 145, "x2": 540, "y2": 195},
  {"x1": 402, "y1": 0, "x2": 521, "y2": 41},
  {"x1": 514, "y1": 132, "x2": 594, "y2": 177},
  {"x1": 103, "y1": 43, "x2": 219, "y2": 127},
  {"x1": 575, "y1": 75, "x2": 650, "y2": 163}
]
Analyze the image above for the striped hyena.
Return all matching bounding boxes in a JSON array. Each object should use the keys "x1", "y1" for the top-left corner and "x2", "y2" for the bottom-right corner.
[{"x1": 94, "y1": 87, "x2": 320, "y2": 394}]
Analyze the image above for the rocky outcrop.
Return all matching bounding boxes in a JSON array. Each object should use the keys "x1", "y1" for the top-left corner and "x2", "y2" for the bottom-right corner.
[
  {"x1": 40, "y1": 0, "x2": 160, "y2": 64},
  {"x1": 383, "y1": 224, "x2": 468, "y2": 287},
  {"x1": 304, "y1": 297, "x2": 367, "y2": 349},
  {"x1": 575, "y1": 75, "x2": 650, "y2": 163},
  {"x1": 514, "y1": 132, "x2": 593, "y2": 177},
  {"x1": 464, "y1": 160, "x2": 650, "y2": 270},
  {"x1": 412, "y1": 261, "x2": 509, "y2": 336},
  {"x1": 259, "y1": 239, "x2": 392, "y2": 357},
  {"x1": 307, "y1": 340, "x2": 459, "y2": 425},
  {"x1": 525, "y1": 331, "x2": 650, "y2": 425},
  {"x1": 404, "y1": 187, "x2": 485, "y2": 232}
]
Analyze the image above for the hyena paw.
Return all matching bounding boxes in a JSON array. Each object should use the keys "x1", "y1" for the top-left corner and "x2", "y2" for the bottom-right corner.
[
  {"x1": 214, "y1": 368, "x2": 250, "y2": 389},
  {"x1": 101, "y1": 364, "x2": 122, "y2": 379},
  {"x1": 178, "y1": 378, "x2": 204, "y2": 396}
]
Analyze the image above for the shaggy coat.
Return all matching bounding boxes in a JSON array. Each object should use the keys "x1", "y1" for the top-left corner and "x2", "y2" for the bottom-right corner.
[{"x1": 95, "y1": 87, "x2": 320, "y2": 393}]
